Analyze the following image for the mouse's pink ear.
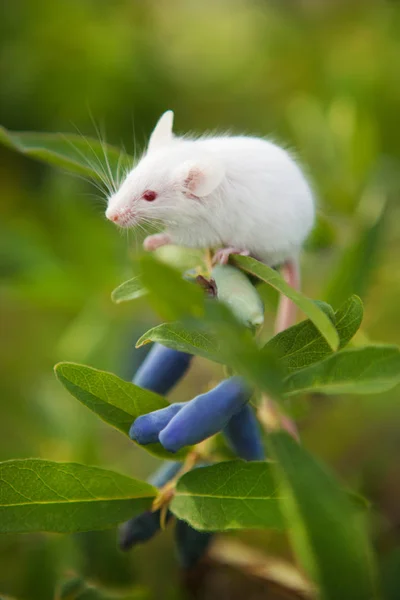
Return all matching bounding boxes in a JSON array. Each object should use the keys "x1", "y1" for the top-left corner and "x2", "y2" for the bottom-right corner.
[
  {"x1": 178, "y1": 158, "x2": 225, "y2": 197},
  {"x1": 147, "y1": 110, "x2": 174, "y2": 153}
]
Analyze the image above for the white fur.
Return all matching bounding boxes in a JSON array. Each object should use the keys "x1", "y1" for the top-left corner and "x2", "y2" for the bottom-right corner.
[{"x1": 106, "y1": 111, "x2": 315, "y2": 266}]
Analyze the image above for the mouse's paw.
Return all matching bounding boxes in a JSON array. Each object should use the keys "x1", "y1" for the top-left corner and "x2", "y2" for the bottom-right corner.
[
  {"x1": 213, "y1": 247, "x2": 250, "y2": 265},
  {"x1": 143, "y1": 233, "x2": 172, "y2": 252}
]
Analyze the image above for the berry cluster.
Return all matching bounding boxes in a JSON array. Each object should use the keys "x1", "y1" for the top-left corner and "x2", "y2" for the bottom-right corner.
[{"x1": 119, "y1": 343, "x2": 265, "y2": 568}]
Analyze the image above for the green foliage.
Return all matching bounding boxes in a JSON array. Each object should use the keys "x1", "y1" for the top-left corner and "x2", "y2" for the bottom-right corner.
[
  {"x1": 0, "y1": 460, "x2": 156, "y2": 533},
  {"x1": 45, "y1": 254, "x2": 398, "y2": 597},
  {"x1": 0, "y1": 126, "x2": 132, "y2": 181},
  {"x1": 136, "y1": 296, "x2": 362, "y2": 372},
  {"x1": 136, "y1": 322, "x2": 220, "y2": 364},
  {"x1": 234, "y1": 256, "x2": 340, "y2": 350},
  {"x1": 265, "y1": 294, "x2": 363, "y2": 372},
  {"x1": 171, "y1": 461, "x2": 284, "y2": 531},
  {"x1": 284, "y1": 345, "x2": 400, "y2": 396},
  {"x1": 139, "y1": 255, "x2": 206, "y2": 321},
  {"x1": 54, "y1": 363, "x2": 188, "y2": 459},
  {"x1": 136, "y1": 256, "x2": 286, "y2": 396},
  {"x1": 111, "y1": 277, "x2": 147, "y2": 304},
  {"x1": 267, "y1": 432, "x2": 379, "y2": 600},
  {"x1": 201, "y1": 301, "x2": 286, "y2": 398}
]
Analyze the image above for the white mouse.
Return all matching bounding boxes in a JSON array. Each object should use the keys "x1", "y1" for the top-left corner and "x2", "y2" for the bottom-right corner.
[
  {"x1": 106, "y1": 110, "x2": 314, "y2": 265},
  {"x1": 106, "y1": 110, "x2": 316, "y2": 332}
]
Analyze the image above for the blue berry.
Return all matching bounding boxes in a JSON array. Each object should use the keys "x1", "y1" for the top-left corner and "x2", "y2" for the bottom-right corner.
[
  {"x1": 118, "y1": 461, "x2": 182, "y2": 551},
  {"x1": 133, "y1": 343, "x2": 192, "y2": 395},
  {"x1": 223, "y1": 404, "x2": 265, "y2": 461},
  {"x1": 129, "y1": 403, "x2": 184, "y2": 445},
  {"x1": 159, "y1": 377, "x2": 251, "y2": 453},
  {"x1": 119, "y1": 510, "x2": 169, "y2": 551}
]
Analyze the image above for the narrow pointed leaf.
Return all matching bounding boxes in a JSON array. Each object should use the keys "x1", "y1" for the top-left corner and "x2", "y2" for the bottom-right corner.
[
  {"x1": 54, "y1": 362, "x2": 188, "y2": 459},
  {"x1": 268, "y1": 432, "x2": 379, "y2": 600},
  {"x1": 139, "y1": 255, "x2": 205, "y2": 321},
  {"x1": 203, "y1": 302, "x2": 285, "y2": 397},
  {"x1": 0, "y1": 459, "x2": 156, "y2": 534},
  {"x1": 0, "y1": 125, "x2": 132, "y2": 181},
  {"x1": 265, "y1": 295, "x2": 363, "y2": 373},
  {"x1": 171, "y1": 461, "x2": 285, "y2": 531},
  {"x1": 284, "y1": 345, "x2": 400, "y2": 396},
  {"x1": 136, "y1": 322, "x2": 220, "y2": 363},
  {"x1": 111, "y1": 276, "x2": 147, "y2": 304},
  {"x1": 334, "y1": 295, "x2": 364, "y2": 349},
  {"x1": 233, "y1": 256, "x2": 339, "y2": 351}
]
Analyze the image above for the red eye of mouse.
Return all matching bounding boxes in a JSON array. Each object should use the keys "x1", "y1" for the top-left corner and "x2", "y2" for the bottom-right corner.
[{"x1": 142, "y1": 190, "x2": 157, "y2": 202}]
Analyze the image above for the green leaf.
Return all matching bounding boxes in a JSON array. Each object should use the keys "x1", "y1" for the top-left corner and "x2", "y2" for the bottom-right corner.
[
  {"x1": 137, "y1": 307, "x2": 285, "y2": 398},
  {"x1": 0, "y1": 125, "x2": 132, "y2": 181},
  {"x1": 265, "y1": 295, "x2": 363, "y2": 373},
  {"x1": 233, "y1": 256, "x2": 339, "y2": 351},
  {"x1": 171, "y1": 461, "x2": 285, "y2": 531},
  {"x1": 324, "y1": 201, "x2": 387, "y2": 308},
  {"x1": 0, "y1": 459, "x2": 156, "y2": 534},
  {"x1": 335, "y1": 295, "x2": 365, "y2": 349},
  {"x1": 111, "y1": 276, "x2": 147, "y2": 304},
  {"x1": 268, "y1": 432, "x2": 379, "y2": 600},
  {"x1": 284, "y1": 345, "x2": 400, "y2": 396},
  {"x1": 203, "y1": 301, "x2": 286, "y2": 398},
  {"x1": 139, "y1": 256, "x2": 285, "y2": 397},
  {"x1": 54, "y1": 362, "x2": 188, "y2": 459},
  {"x1": 136, "y1": 322, "x2": 221, "y2": 363},
  {"x1": 139, "y1": 255, "x2": 205, "y2": 321}
]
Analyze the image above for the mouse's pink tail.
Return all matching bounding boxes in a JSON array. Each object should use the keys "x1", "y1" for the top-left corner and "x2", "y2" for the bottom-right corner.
[{"x1": 275, "y1": 257, "x2": 301, "y2": 334}]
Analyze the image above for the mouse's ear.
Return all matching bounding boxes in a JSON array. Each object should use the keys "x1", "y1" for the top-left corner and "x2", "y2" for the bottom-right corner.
[
  {"x1": 147, "y1": 110, "x2": 174, "y2": 153},
  {"x1": 178, "y1": 158, "x2": 225, "y2": 197}
]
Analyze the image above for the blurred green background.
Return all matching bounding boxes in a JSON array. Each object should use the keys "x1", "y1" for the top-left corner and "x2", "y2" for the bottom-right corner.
[{"x1": 1, "y1": 0, "x2": 400, "y2": 598}]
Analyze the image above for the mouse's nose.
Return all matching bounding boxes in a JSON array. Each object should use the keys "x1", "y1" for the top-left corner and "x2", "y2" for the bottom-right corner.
[
  {"x1": 106, "y1": 206, "x2": 135, "y2": 227},
  {"x1": 106, "y1": 207, "x2": 122, "y2": 223}
]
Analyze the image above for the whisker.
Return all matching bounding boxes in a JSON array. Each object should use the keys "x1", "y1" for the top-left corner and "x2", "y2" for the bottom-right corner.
[
  {"x1": 72, "y1": 171, "x2": 109, "y2": 200},
  {"x1": 88, "y1": 111, "x2": 117, "y2": 194},
  {"x1": 115, "y1": 140, "x2": 132, "y2": 188},
  {"x1": 116, "y1": 147, "x2": 124, "y2": 188},
  {"x1": 65, "y1": 144, "x2": 112, "y2": 198},
  {"x1": 68, "y1": 122, "x2": 114, "y2": 195}
]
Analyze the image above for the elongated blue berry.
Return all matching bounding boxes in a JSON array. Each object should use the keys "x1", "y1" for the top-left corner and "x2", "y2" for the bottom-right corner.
[
  {"x1": 129, "y1": 403, "x2": 184, "y2": 445},
  {"x1": 119, "y1": 461, "x2": 182, "y2": 551},
  {"x1": 174, "y1": 519, "x2": 213, "y2": 569},
  {"x1": 119, "y1": 510, "x2": 167, "y2": 550},
  {"x1": 133, "y1": 343, "x2": 193, "y2": 395},
  {"x1": 159, "y1": 377, "x2": 251, "y2": 453},
  {"x1": 223, "y1": 404, "x2": 265, "y2": 461}
]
